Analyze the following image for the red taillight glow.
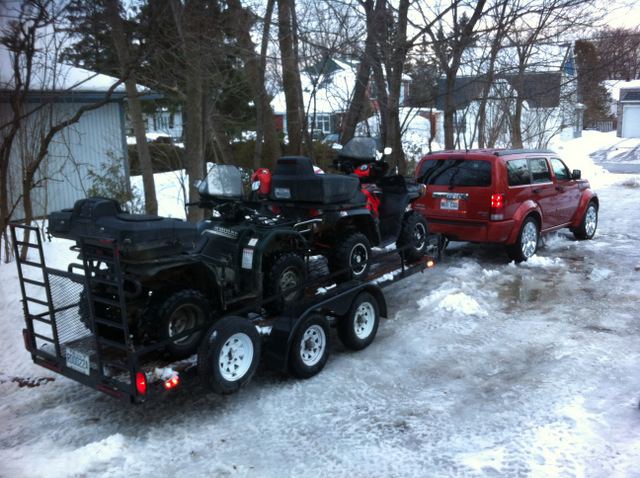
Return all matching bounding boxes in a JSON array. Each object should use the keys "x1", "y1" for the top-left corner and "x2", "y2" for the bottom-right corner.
[
  {"x1": 490, "y1": 194, "x2": 505, "y2": 220},
  {"x1": 136, "y1": 372, "x2": 147, "y2": 395},
  {"x1": 22, "y1": 329, "x2": 31, "y2": 351},
  {"x1": 164, "y1": 376, "x2": 179, "y2": 390}
]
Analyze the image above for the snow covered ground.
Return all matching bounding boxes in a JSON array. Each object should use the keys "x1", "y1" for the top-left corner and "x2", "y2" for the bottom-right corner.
[{"x1": 1, "y1": 132, "x2": 639, "y2": 477}]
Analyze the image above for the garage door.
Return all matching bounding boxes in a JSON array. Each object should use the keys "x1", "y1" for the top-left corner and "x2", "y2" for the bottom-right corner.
[{"x1": 622, "y1": 105, "x2": 640, "y2": 138}]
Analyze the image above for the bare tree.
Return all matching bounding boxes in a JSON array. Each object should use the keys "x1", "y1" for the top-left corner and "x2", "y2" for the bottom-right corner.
[
  {"x1": 104, "y1": 0, "x2": 158, "y2": 215},
  {"x1": 0, "y1": 0, "x2": 124, "y2": 261},
  {"x1": 596, "y1": 26, "x2": 640, "y2": 80},
  {"x1": 226, "y1": 0, "x2": 282, "y2": 169},
  {"x1": 417, "y1": 0, "x2": 488, "y2": 150}
]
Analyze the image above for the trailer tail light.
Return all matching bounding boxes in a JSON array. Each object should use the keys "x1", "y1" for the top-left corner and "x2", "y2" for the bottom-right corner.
[
  {"x1": 136, "y1": 372, "x2": 147, "y2": 395},
  {"x1": 164, "y1": 376, "x2": 179, "y2": 390},
  {"x1": 23, "y1": 329, "x2": 31, "y2": 352},
  {"x1": 490, "y1": 194, "x2": 504, "y2": 220}
]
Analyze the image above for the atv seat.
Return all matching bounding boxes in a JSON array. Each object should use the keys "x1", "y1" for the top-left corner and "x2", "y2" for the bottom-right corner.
[{"x1": 270, "y1": 156, "x2": 360, "y2": 204}]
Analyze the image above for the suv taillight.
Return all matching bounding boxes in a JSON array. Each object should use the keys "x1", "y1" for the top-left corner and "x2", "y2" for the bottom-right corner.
[{"x1": 491, "y1": 194, "x2": 504, "y2": 221}]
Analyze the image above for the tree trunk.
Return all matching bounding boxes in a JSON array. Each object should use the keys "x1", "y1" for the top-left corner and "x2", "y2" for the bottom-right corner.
[
  {"x1": 171, "y1": 0, "x2": 207, "y2": 222},
  {"x1": 342, "y1": 0, "x2": 385, "y2": 145},
  {"x1": 227, "y1": 0, "x2": 281, "y2": 169},
  {"x1": 278, "y1": 0, "x2": 304, "y2": 155},
  {"x1": 104, "y1": 0, "x2": 158, "y2": 215}
]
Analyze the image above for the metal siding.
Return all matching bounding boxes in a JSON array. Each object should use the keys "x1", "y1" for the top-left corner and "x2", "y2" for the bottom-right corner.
[{"x1": 5, "y1": 100, "x2": 126, "y2": 220}]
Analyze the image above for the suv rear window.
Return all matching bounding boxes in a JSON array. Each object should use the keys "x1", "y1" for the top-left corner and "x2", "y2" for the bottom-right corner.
[{"x1": 417, "y1": 159, "x2": 492, "y2": 187}]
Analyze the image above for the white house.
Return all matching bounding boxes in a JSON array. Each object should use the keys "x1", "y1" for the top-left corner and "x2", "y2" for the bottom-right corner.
[
  {"x1": 270, "y1": 58, "x2": 412, "y2": 137},
  {"x1": 606, "y1": 79, "x2": 640, "y2": 138},
  {"x1": 1, "y1": 57, "x2": 129, "y2": 219}
]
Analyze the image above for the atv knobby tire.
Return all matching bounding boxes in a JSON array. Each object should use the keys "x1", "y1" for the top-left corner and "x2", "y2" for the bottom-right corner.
[
  {"x1": 396, "y1": 210, "x2": 429, "y2": 262},
  {"x1": 329, "y1": 232, "x2": 371, "y2": 282},
  {"x1": 264, "y1": 252, "x2": 307, "y2": 312},
  {"x1": 140, "y1": 288, "x2": 211, "y2": 359}
]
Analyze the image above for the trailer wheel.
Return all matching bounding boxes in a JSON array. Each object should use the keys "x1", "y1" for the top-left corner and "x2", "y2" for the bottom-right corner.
[
  {"x1": 198, "y1": 316, "x2": 261, "y2": 395},
  {"x1": 396, "y1": 211, "x2": 429, "y2": 262},
  {"x1": 337, "y1": 292, "x2": 380, "y2": 351},
  {"x1": 329, "y1": 232, "x2": 371, "y2": 281},
  {"x1": 141, "y1": 288, "x2": 210, "y2": 359},
  {"x1": 289, "y1": 313, "x2": 330, "y2": 379},
  {"x1": 264, "y1": 252, "x2": 307, "y2": 312}
]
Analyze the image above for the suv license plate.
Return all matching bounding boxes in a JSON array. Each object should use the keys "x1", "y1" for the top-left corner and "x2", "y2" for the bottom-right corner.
[
  {"x1": 66, "y1": 347, "x2": 90, "y2": 375},
  {"x1": 441, "y1": 198, "x2": 459, "y2": 210}
]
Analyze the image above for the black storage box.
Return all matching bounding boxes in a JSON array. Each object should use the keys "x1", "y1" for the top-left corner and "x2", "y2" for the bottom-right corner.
[
  {"x1": 269, "y1": 156, "x2": 359, "y2": 204},
  {"x1": 48, "y1": 198, "x2": 200, "y2": 260}
]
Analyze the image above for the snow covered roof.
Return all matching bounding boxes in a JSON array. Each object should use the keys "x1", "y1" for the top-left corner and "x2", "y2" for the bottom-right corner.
[
  {"x1": 605, "y1": 79, "x2": 640, "y2": 101},
  {"x1": 0, "y1": 47, "x2": 127, "y2": 96}
]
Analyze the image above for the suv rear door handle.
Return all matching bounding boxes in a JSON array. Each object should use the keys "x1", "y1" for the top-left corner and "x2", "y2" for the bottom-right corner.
[
  {"x1": 533, "y1": 188, "x2": 542, "y2": 193},
  {"x1": 556, "y1": 185, "x2": 564, "y2": 191}
]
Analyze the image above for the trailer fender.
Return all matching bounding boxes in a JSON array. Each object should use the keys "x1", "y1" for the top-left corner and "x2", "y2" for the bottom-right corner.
[{"x1": 261, "y1": 283, "x2": 386, "y2": 373}]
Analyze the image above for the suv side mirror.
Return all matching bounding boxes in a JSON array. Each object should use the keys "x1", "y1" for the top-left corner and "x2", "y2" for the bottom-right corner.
[{"x1": 572, "y1": 169, "x2": 581, "y2": 180}]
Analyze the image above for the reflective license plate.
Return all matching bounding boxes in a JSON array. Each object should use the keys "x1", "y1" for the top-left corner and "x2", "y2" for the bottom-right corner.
[
  {"x1": 66, "y1": 347, "x2": 90, "y2": 375},
  {"x1": 440, "y1": 198, "x2": 459, "y2": 210}
]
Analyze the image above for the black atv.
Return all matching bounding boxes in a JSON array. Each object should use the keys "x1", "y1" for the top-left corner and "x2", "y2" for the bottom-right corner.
[
  {"x1": 257, "y1": 136, "x2": 430, "y2": 281},
  {"x1": 48, "y1": 165, "x2": 309, "y2": 360}
]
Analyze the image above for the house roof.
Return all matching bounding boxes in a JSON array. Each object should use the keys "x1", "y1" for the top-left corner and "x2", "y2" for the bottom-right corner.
[
  {"x1": 1, "y1": 51, "x2": 126, "y2": 95},
  {"x1": 605, "y1": 79, "x2": 640, "y2": 101},
  {"x1": 438, "y1": 43, "x2": 572, "y2": 111},
  {"x1": 459, "y1": 43, "x2": 573, "y2": 77}
]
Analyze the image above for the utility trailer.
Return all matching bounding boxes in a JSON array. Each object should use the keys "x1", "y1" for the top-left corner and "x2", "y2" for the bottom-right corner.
[{"x1": 11, "y1": 223, "x2": 440, "y2": 404}]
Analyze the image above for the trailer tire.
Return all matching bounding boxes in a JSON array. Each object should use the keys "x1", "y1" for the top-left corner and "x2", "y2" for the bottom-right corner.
[
  {"x1": 141, "y1": 288, "x2": 210, "y2": 359},
  {"x1": 329, "y1": 232, "x2": 371, "y2": 281},
  {"x1": 264, "y1": 252, "x2": 307, "y2": 312},
  {"x1": 337, "y1": 292, "x2": 380, "y2": 351},
  {"x1": 396, "y1": 211, "x2": 429, "y2": 262},
  {"x1": 198, "y1": 316, "x2": 261, "y2": 395},
  {"x1": 289, "y1": 313, "x2": 330, "y2": 379}
]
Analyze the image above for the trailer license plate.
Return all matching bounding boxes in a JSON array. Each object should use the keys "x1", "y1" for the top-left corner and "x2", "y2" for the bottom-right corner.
[
  {"x1": 66, "y1": 347, "x2": 90, "y2": 375},
  {"x1": 441, "y1": 198, "x2": 459, "y2": 210}
]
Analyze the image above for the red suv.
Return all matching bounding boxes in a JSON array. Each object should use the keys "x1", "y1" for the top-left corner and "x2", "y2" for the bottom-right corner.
[{"x1": 412, "y1": 149, "x2": 599, "y2": 262}]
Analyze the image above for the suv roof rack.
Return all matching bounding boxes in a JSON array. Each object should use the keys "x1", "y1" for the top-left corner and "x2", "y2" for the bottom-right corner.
[{"x1": 493, "y1": 149, "x2": 556, "y2": 156}]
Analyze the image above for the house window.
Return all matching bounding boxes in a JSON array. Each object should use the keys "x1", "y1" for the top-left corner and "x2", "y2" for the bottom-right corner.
[
  {"x1": 310, "y1": 114, "x2": 333, "y2": 134},
  {"x1": 622, "y1": 91, "x2": 640, "y2": 101}
]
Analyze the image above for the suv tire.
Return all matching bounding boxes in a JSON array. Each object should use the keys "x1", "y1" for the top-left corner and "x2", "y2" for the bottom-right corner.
[
  {"x1": 507, "y1": 217, "x2": 539, "y2": 263},
  {"x1": 572, "y1": 201, "x2": 598, "y2": 240}
]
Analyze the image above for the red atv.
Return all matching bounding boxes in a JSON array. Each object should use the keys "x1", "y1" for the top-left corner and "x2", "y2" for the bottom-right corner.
[{"x1": 252, "y1": 137, "x2": 430, "y2": 281}]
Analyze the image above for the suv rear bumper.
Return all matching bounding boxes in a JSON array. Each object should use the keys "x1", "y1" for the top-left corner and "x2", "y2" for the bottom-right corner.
[{"x1": 428, "y1": 218, "x2": 516, "y2": 244}]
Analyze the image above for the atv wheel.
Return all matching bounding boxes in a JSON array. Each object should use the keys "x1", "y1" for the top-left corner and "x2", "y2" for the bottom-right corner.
[
  {"x1": 198, "y1": 316, "x2": 261, "y2": 395},
  {"x1": 329, "y1": 232, "x2": 371, "y2": 281},
  {"x1": 289, "y1": 313, "x2": 330, "y2": 379},
  {"x1": 396, "y1": 210, "x2": 429, "y2": 262},
  {"x1": 337, "y1": 291, "x2": 380, "y2": 351},
  {"x1": 140, "y1": 288, "x2": 210, "y2": 359},
  {"x1": 264, "y1": 252, "x2": 307, "y2": 312}
]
